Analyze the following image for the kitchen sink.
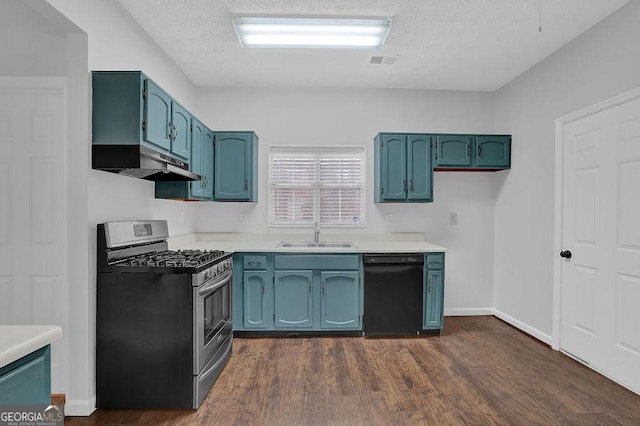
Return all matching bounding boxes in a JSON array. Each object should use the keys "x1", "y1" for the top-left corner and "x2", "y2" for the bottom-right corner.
[
  {"x1": 277, "y1": 241, "x2": 317, "y2": 248},
  {"x1": 316, "y1": 242, "x2": 356, "y2": 248},
  {"x1": 277, "y1": 241, "x2": 356, "y2": 248}
]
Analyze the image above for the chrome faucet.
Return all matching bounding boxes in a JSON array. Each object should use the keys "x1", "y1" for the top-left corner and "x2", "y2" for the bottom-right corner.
[{"x1": 313, "y1": 222, "x2": 320, "y2": 244}]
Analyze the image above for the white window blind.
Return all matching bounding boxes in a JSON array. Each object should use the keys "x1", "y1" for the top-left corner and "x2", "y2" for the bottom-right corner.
[{"x1": 270, "y1": 147, "x2": 365, "y2": 226}]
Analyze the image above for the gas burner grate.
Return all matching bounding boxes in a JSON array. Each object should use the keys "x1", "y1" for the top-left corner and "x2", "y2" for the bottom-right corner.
[{"x1": 113, "y1": 249, "x2": 227, "y2": 269}]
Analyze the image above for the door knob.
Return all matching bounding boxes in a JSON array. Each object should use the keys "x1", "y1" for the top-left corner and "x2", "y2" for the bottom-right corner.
[{"x1": 560, "y1": 250, "x2": 572, "y2": 259}]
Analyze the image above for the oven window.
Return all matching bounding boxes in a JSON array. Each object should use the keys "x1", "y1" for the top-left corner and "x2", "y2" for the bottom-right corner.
[{"x1": 203, "y1": 281, "x2": 230, "y2": 344}]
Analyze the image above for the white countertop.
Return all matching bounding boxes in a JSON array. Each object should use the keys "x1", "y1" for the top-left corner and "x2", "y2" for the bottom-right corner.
[
  {"x1": 168, "y1": 232, "x2": 447, "y2": 253},
  {"x1": 0, "y1": 325, "x2": 62, "y2": 368}
]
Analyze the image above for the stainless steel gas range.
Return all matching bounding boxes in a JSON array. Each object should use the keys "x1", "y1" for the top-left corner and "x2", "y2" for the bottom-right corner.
[{"x1": 96, "y1": 220, "x2": 232, "y2": 409}]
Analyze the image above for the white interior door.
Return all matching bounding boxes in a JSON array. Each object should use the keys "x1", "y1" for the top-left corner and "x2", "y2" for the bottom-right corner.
[
  {"x1": 560, "y1": 94, "x2": 640, "y2": 394},
  {"x1": 0, "y1": 77, "x2": 68, "y2": 391}
]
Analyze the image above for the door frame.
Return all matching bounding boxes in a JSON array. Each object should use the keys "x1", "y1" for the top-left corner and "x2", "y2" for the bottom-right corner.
[{"x1": 552, "y1": 86, "x2": 640, "y2": 351}]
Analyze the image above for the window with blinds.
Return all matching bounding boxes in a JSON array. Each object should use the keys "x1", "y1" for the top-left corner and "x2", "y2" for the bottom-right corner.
[{"x1": 269, "y1": 146, "x2": 365, "y2": 226}]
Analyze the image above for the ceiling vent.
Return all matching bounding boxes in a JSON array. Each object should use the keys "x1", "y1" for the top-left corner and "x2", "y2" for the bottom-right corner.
[{"x1": 370, "y1": 56, "x2": 397, "y2": 65}]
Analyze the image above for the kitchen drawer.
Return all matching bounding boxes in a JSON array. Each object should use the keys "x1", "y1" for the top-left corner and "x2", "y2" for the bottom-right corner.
[
  {"x1": 243, "y1": 255, "x2": 267, "y2": 269},
  {"x1": 274, "y1": 254, "x2": 359, "y2": 270},
  {"x1": 425, "y1": 254, "x2": 444, "y2": 270}
]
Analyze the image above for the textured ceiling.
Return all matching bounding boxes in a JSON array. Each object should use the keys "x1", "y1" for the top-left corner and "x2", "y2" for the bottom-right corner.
[{"x1": 118, "y1": 0, "x2": 629, "y2": 91}]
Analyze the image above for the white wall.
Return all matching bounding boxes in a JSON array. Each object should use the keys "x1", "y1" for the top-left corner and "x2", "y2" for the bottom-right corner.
[
  {"x1": 493, "y1": 1, "x2": 640, "y2": 339},
  {"x1": 194, "y1": 87, "x2": 499, "y2": 314},
  {"x1": 0, "y1": 1, "x2": 67, "y2": 76}
]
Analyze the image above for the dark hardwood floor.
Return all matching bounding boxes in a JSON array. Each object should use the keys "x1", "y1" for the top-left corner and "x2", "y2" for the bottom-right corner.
[{"x1": 67, "y1": 316, "x2": 640, "y2": 425}]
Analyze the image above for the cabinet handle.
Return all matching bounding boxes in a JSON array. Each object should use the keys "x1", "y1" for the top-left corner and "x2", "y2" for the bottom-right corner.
[
  {"x1": 308, "y1": 280, "x2": 312, "y2": 293},
  {"x1": 478, "y1": 145, "x2": 482, "y2": 158},
  {"x1": 466, "y1": 144, "x2": 471, "y2": 157},
  {"x1": 428, "y1": 279, "x2": 432, "y2": 293},
  {"x1": 261, "y1": 279, "x2": 265, "y2": 293},
  {"x1": 428, "y1": 261, "x2": 441, "y2": 265},
  {"x1": 247, "y1": 260, "x2": 261, "y2": 266},
  {"x1": 244, "y1": 179, "x2": 248, "y2": 191},
  {"x1": 410, "y1": 180, "x2": 414, "y2": 192},
  {"x1": 322, "y1": 281, "x2": 325, "y2": 294},
  {"x1": 403, "y1": 179, "x2": 406, "y2": 192},
  {"x1": 168, "y1": 123, "x2": 172, "y2": 139},
  {"x1": 173, "y1": 124, "x2": 177, "y2": 140}
]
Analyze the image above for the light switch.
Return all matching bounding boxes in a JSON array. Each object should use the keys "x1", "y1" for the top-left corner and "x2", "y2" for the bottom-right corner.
[
  {"x1": 449, "y1": 213, "x2": 458, "y2": 225},
  {"x1": 240, "y1": 214, "x2": 248, "y2": 224},
  {"x1": 385, "y1": 214, "x2": 393, "y2": 225}
]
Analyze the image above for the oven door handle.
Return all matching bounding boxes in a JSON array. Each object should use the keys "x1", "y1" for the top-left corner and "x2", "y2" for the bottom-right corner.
[{"x1": 198, "y1": 270, "x2": 232, "y2": 296}]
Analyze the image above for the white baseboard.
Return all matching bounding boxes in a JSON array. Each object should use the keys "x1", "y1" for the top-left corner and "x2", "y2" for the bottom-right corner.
[
  {"x1": 492, "y1": 309, "x2": 552, "y2": 346},
  {"x1": 444, "y1": 308, "x2": 493, "y2": 316},
  {"x1": 64, "y1": 395, "x2": 96, "y2": 417}
]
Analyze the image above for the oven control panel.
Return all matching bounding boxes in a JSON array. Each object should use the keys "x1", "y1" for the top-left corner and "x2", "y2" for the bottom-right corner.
[{"x1": 195, "y1": 258, "x2": 232, "y2": 287}]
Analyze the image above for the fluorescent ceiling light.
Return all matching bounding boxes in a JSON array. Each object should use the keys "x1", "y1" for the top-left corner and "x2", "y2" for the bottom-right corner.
[{"x1": 232, "y1": 16, "x2": 392, "y2": 49}]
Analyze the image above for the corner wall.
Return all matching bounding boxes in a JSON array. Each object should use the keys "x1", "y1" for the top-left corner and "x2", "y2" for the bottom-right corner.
[{"x1": 493, "y1": 1, "x2": 640, "y2": 339}]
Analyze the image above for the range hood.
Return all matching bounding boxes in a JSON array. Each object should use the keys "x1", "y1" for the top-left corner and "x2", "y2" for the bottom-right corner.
[{"x1": 92, "y1": 144, "x2": 200, "y2": 181}]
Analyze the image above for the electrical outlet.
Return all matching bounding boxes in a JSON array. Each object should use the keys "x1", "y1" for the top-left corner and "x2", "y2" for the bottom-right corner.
[
  {"x1": 240, "y1": 214, "x2": 248, "y2": 224},
  {"x1": 179, "y1": 210, "x2": 185, "y2": 225},
  {"x1": 385, "y1": 214, "x2": 393, "y2": 225},
  {"x1": 449, "y1": 213, "x2": 458, "y2": 225},
  {"x1": 255, "y1": 212, "x2": 262, "y2": 224}
]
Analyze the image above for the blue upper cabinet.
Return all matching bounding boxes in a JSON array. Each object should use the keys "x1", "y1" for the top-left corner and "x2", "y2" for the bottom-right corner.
[
  {"x1": 434, "y1": 134, "x2": 511, "y2": 170},
  {"x1": 170, "y1": 102, "x2": 191, "y2": 161},
  {"x1": 407, "y1": 135, "x2": 432, "y2": 201},
  {"x1": 435, "y1": 135, "x2": 473, "y2": 167},
  {"x1": 188, "y1": 119, "x2": 205, "y2": 199},
  {"x1": 213, "y1": 132, "x2": 258, "y2": 202},
  {"x1": 374, "y1": 133, "x2": 433, "y2": 203},
  {"x1": 379, "y1": 134, "x2": 406, "y2": 201},
  {"x1": 202, "y1": 129, "x2": 214, "y2": 200},
  {"x1": 93, "y1": 71, "x2": 198, "y2": 170},
  {"x1": 475, "y1": 135, "x2": 511, "y2": 168},
  {"x1": 144, "y1": 79, "x2": 172, "y2": 152},
  {"x1": 154, "y1": 120, "x2": 213, "y2": 201}
]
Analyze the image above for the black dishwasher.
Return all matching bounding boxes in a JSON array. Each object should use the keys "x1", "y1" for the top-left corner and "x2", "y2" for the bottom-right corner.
[{"x1": 363, "y1": 253, "x2": 424, "y2": 336}]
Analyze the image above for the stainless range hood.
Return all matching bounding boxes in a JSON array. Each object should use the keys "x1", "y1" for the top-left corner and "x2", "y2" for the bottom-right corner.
[{"x1": 92, "y1": 144, "x2": 200, "y2": 181}]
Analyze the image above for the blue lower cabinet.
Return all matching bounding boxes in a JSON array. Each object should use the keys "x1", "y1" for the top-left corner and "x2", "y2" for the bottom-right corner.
[
  {"x1": 243, "y1": 270, "x2": 268, "y2": 329},
  {"x1": 423, "y1": 252, "x2": 445, "y2": 331},
  {"x1": 0, "y1": 345, "x2": 51, "y2": 405},
  {"x1": 233, "y1": 253, "x2": 363, "y2": 332},
  {"x1": 274, "y1": 270, "x2": 314, "y2": 329},
  {"x1": 320, "y1": 271, "x2": 360, "y2": 329}
]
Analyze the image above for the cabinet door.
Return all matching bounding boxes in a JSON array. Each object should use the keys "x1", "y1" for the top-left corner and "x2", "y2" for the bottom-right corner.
[
  {"x1": 435, "y1": 135, "x2": 473, "y2": 167},
  {"x1": 214, "y1": 133, "x2": 252, "y2": 201},
  {"x1": 320, "y1": 271, "x2": 360, "y2": 329},
  {"x1": 189, "y1": 119, "x2": 205, "y2": 199},
  {"x1": 424, "y1": 270, "x2": 444, "y2": 329},
  {"x1": 244, "y1": 270, "x2": 269, "y2": 329},
  {"x1": 407, "y1": 135, "x2": 432, "y2": 201},
  {"x1": 274, "y1": 270, "x2": 313, "y2": 329},
  {"x1": 202, "y1": 129, "x2": 214, "y2": 200},
  {"x1": 143, "y1": 79, "x2": 172, "y2": 152},
  {"x1": 171, "y1": 102, "x2": 191, "y2": 161},
  {"x1": 380, "y1": 134, "x2": 407, "y2": 201},
  {"x1": 475, "y1": 136, "x2": 510, "y2": 168}
]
